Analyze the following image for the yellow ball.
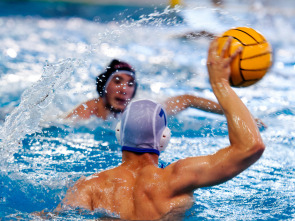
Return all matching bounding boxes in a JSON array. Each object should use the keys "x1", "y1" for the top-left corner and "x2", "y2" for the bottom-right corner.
[{"x1": 217, "y1": 27, "x2": 273, "y2": 87}]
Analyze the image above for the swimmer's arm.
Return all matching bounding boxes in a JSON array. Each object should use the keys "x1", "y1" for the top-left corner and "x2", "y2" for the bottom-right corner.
[
  {"x1": 164, "y1": 94, "x2": 266, "y2": 128},
  {"x1": 55, "y1": 178, "x2": 93, "y2": 212},
  {"x1": 167, "y1": 84, "x2": 264, "y2": 190},
  {"x1": 164, "y1": 94, "x2": 223, "y2": 115},
  {"x1": 165, "y1": 38, "x2": 265, "y2": 194}
]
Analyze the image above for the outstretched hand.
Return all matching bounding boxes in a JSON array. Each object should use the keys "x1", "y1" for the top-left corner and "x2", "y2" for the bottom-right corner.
[{"x1": 207, "y1": 37, "x2": 242, "y2": 85}]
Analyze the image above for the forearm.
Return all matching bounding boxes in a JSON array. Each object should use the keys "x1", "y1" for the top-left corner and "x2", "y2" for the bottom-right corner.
[
  {"x1": 186, "y1": 95, "x2": 223, "y2": 114},
  {"x1": 211, "y1": 79, "x2": 263, "y2": 149},
  {"x1": 164, "y1": 94, "x2": 223, "y2": 115}
]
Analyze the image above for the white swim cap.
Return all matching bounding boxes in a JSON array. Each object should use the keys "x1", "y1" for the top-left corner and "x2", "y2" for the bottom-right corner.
[{"x1": 116, "y1": 99, "x2": 171, "y2": 155}]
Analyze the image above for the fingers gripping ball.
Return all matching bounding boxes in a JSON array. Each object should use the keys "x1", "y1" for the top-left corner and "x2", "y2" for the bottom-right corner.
[{"x1": 217, "y1": 27, "x2": 272, "y2": 87}]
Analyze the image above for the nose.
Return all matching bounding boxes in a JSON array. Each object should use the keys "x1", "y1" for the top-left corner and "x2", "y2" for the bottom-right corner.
[{"x1": 117, "y1": 83, "x2": 128, "y2": 94}]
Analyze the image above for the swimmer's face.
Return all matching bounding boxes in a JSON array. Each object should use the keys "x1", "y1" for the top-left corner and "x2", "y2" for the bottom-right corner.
[{"x1": 105, "y1": 73, "x2": 135, "y2": 112}]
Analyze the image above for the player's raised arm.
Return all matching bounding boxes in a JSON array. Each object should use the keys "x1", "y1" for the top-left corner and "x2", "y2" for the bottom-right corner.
[{"x1": 166, "y1": 38, "x2": 265, "y2": 194}]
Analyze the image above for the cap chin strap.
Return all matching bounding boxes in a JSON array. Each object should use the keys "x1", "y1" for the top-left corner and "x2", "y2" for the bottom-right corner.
[{"x1": 115, "y1": 121, "x2": 171, "y2": 154}]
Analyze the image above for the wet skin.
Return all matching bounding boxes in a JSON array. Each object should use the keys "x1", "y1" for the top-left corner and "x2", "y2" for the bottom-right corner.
[
  {"x1": 104, "y1": 73, "x2": 135, "y2": 112},
  {"x1": 65, "y1": 72, "x2": 135, "y2": 120},
  {"x1": 59, "y1": 39, "x2": 265, "y2": 220}
]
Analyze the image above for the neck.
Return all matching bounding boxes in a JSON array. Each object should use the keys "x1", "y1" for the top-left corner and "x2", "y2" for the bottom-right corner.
[
  {"x1": 121, "y1": 151, "x2": 159, "y2": 168},
  {"x1": 92, "y1": 98, "x2": 111, "y2": 120},
  {"x1": 102, "y1": 97, "x2": 122, "y2": 116}
]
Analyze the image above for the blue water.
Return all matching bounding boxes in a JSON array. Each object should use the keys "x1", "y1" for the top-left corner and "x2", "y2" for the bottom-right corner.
[{"x1": 0, "y1": 1, "x2": 295, "y2": 220}]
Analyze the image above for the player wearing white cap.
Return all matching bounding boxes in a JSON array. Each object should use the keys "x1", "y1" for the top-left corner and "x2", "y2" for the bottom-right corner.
[{"x1": 56, "y1": 38, "x2": 265, "y2": 220}]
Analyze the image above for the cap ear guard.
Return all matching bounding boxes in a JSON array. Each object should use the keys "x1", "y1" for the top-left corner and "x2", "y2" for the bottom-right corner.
[
  {"x1": 115, "y1": 121, "x2": 121, "y2": 145},
  {"x1": 159, "y1": 127, "x2": 171, "y2": 151}
]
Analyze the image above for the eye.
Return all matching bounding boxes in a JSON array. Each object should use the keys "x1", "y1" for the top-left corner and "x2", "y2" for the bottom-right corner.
[
  {"x1": 114, "y1": 77, "x2": 121, "y2": 84},
  {"x1": 128, "y1": 81, "x2": 134, "y2": 87}
]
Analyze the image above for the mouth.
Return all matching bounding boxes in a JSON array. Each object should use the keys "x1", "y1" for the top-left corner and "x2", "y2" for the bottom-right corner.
[{"x1": 115, "y1": 97, "x2": 128, "y2": 105}]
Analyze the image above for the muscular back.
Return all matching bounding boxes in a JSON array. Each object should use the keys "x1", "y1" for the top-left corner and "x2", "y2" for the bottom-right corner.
[{"x1": 63, "y1": 163, "x2": 194, "y2": 220}]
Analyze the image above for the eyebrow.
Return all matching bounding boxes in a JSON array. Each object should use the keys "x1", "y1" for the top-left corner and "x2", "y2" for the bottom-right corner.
[
  {"x1": 113, "y1": 75, "x2": 135, "y2": 82},
  {"x1": 114, "y1": 76, "x2": 123, "y2": 80}
]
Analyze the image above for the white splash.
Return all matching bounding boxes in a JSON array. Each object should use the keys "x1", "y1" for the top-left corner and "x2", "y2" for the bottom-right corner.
[{"x1": 0, "y1": 59, "x2": 76, "y2": 167}]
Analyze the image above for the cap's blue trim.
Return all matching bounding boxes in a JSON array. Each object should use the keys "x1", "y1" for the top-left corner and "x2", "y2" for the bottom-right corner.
[
  {"x1": 159, "y1": 108, "x2": 166, "y2": 126},
  {"x1": 122, "y1": 146, "x2": 160, "y2": 156}
]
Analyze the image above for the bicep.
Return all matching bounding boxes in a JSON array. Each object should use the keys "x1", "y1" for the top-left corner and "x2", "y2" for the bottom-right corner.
[{"x1": 167, "y1": 146, "x2": 255, "y2": 193}]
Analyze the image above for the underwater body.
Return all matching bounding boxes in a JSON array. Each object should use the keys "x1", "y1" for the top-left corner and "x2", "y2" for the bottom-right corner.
[{"x1": 0, "y1": 0, "x2": 295, "y2": 220}]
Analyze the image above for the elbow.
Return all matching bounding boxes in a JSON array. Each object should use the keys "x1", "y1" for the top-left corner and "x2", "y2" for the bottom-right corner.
[
  {"x1": 254, "y1": 139, "x2": 265, "y2": 153},
  {"x1": 249, "y1": 140, "x2": 265, "y2": 162}
]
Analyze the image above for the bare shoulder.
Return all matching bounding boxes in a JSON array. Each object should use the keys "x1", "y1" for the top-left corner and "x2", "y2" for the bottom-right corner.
[
  {"x1": 137, "y1": 165, "x2": 173, "y2": 191},
  {"x1": 69, "y1": 175, "x2": 95, "y2": 193},
  {"x1": 66, "y1": 99, "x2": 101, "y2": 119},
  {"x1": 158, "y1": 157, "x2": 210, "y2": 194},
  {"x1": 137, "y1": 165, "x2": 194, "y2": 215},
  {"x1": 85, "y1": 99, "x2": 100, "y2": 107},
  {"x1": 77, "y1": 99, "x2": 99, "y2": 112},
  {"x1": 81, "y1": 171, "x2": 110, "y2": 186},
  {"x1": 63, "y1": 172, "x2": 109, "y2": 202},
  {"x1": 67, "y1": 171, "x2": 110, "y2": 195},
  {"x1": 83, "y1": 167, "x2": 126, "y2": 186}
]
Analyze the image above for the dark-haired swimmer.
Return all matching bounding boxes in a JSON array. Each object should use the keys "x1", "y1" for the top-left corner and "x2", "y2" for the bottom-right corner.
[
  {"x1": 66, "y1": 59, "x2": 223, "y2": 120},
  {"x1": 66, "y1": 59, "x2": 137, "y2": 120},
  {"x1": 56, "y1": 38, "x2": 265, "y2": 220}
]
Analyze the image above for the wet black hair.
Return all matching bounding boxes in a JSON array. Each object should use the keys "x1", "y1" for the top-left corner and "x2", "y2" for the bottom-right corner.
[{"x1": 96, "y1": 59, "x2": 137, "y2": 97}]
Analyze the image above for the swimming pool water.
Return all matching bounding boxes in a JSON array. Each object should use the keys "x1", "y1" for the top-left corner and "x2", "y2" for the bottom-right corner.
[{"x1": 0, "y1": 1, "x2": 295, "y2": 220}]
